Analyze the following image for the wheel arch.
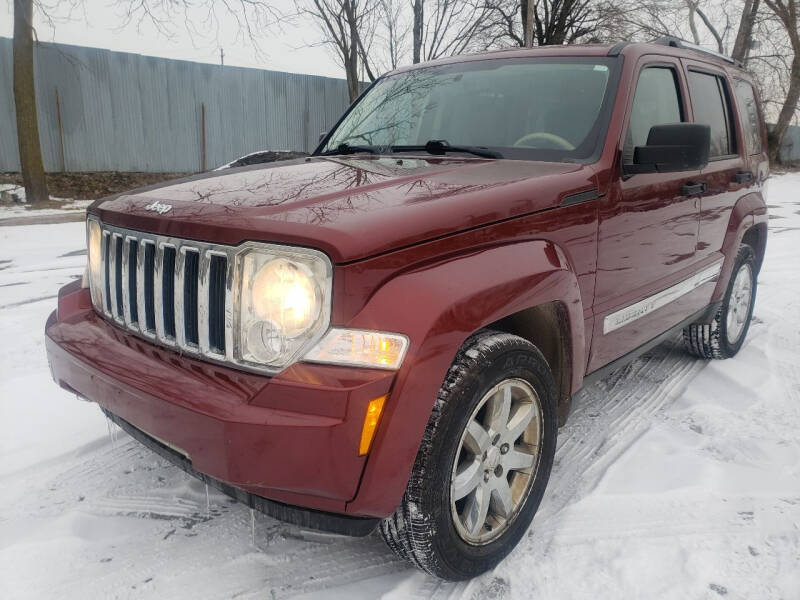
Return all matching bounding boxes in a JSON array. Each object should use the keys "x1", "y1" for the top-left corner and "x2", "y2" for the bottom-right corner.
[
  {"x1": 713, "y1": 191, "x2": 768, "y2": 303},
  {"x1": 487, "y1": 301, "x2": 573, "y2": 426},
  {"x1": 741, "y1": 221, "x2": 767, "y2": 274}
]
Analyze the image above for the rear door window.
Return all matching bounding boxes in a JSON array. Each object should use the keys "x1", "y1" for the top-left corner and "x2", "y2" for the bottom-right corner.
[
  {"x1": 734, "y1": 80, "x2": 763, "y2": 155},
  {"x1": 624, "y1": 67, "x2": 683, "y2": 164},
  {"x1": 688, "y1": 71, "x2": 737, "y2": 158}
]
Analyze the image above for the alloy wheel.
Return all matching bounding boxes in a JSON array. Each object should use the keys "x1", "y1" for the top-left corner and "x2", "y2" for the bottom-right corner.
[
  {"x1": 726, "y1": 262, "x2": 753, "y2": 344},
  {"x1": 450, "y1": 378, "x2": 543, "y2": 545}
]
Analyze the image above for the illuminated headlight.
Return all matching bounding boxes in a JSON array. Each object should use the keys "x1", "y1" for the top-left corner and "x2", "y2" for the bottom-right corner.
[
  {"x1": 86, "y1": 217, "x2": 104, "y2": 308},
  {"x1": 304, "y1": 329, "x2": 409, "y2": 370},
  {"x1": 235, "y1": 247, "x2": 332, "y2": 368}
]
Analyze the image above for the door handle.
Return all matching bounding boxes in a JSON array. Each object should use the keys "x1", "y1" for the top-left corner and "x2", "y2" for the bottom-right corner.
[
  {"x1": 681, "y1": 182, "x2": 707, "y2": 196},
  {"x1": 735, "y1": 171, "x2": 754, "y2": 184}
]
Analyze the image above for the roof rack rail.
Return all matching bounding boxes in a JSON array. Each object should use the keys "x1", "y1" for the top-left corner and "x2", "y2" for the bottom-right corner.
[{"x1": 651, "y1": 36, "x2": 743, "y2": 67}]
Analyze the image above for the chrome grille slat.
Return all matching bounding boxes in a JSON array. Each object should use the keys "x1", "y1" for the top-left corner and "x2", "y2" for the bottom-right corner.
[
  {"x1": 183, "y1": 249, "x2": 200, "y2": 347},
  {"x1": 108, "y1": 233, "x2": 120, "y2": 320},
  {"x1": 121, "y1": 236, "x2": 131, "y2": 325},
  {"x1": 223, "y1": 255, "x2": 234, "y2": 362},
  {"x1": 174, "y1": 247, "x2": 187, "y2": 348},
  {"x1": 138, "y1": 240, "x2": 155, "y2": 338},
  {"x1": 136, "y1": 240, "x2": 147, "y2": 335},
  {"x1": 114, "y1": 234, "x2": 125, "y2": 321},
  {"x1": 162, "y1": 245, "x2": 177, "y2": 341},
  {"x1": 153, "y1": 241, "x2": 164, "y2": 341},
  {"x1": 127, "y1": 237, "x2": 139, "y2": 326},
  {"x1": 197, "y1": 250, "x2": 212, "y2": 356},
  {"x1": 101, "y1": 231, "x2": 111, "y2": 315},
  {"x1": 208, "y1": 252, "x2": 228, "y2": 357}
]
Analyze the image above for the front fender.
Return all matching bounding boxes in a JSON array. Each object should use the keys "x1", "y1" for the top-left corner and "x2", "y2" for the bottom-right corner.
[{"x1": 343, "y1": 240, "x2": 584, "y2": 517}]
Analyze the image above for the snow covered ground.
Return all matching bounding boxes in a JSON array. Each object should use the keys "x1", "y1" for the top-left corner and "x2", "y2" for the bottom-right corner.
[
  {"x1": 0, "y1": 184, "x2": 92, "y2": 219},
  {"x1": 1, "y1": 174, "x2": 799, "y2": 599}
]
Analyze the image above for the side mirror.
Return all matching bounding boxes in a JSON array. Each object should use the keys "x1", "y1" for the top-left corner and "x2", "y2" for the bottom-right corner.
[
  {"x1": 627, "y1": 123, "x2": 710, "y2": 174},
  {"x1": 318, "y1": 131, "x2": 327, "y2": 143}
]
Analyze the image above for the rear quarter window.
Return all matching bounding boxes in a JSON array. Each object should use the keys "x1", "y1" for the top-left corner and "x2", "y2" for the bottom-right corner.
[
  {"x1": 688, "y1": 70, "x2": 737, "y2": 158},
  {"x1": 734, "y1": 80, "x2": 763, "y2": 155}
]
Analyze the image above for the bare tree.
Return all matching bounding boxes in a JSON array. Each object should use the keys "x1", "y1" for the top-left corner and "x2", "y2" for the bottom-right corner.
[
  {"x1": 522, "y1": 0, "x2": 534, "y2": 46},
  {"x1": 732, "y1": 0, "x2": 761, "y2": 62},
  {"x1": 764, "y1": 0, "x2": 800, "y2": 160},
  {"x1": 118, "y1": 1, "x2": 283, "y2": 54},
  {"x1": 379, "y1": 0, "x2": 408, "y2": 69},
  {"x1": 693, "y1": 2, "x2": 728, "y2": 52},
  {"x1": 418, "y1": 1, "x2": 497, "y2": 61},
  {"x1": 612, "y1": 0, "x2": 758, "y2": 61},
  {"x1": 13, "y1": 0, "x2": 48, "y2": 203},
  {"x1": 482, "y1": 0, "x2": 610, "y2": 48},
  {"x1": 366, "y1": 0, "x2": 410, "y2": 70},
  {"x1": 299, "y1": 0, "x2": 376, "y2": 100},
  {"x1": 412, "y1": 0, "x2": 423, "y2": 63}
]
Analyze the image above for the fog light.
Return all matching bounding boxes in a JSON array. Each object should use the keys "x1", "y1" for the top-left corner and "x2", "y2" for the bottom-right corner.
[{"x1": 359, "y1": 395, "x2": 387, "y2": 456}]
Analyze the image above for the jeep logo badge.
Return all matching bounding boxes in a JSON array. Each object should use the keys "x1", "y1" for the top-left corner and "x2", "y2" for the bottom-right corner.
[{"x1": 144, "y1": 201, "x2": 172, "y2": 215}]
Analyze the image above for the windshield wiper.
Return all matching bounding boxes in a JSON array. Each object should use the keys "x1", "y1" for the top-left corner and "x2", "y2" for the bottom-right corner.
[
  {"x1": 391, "y1": 140, "x2": 502, "y2": 159},
  {"x1": 319, "y1": 143, "x2": 379, "y2": 156}
]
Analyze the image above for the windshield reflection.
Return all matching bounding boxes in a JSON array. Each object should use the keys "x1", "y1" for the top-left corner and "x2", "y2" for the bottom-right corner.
[{"x1": 321, "y1": 57, "x2": 617, "y2": 163}]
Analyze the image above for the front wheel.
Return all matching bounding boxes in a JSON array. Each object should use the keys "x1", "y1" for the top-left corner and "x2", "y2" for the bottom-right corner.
[
  {"x1": 683, "y1": 244, "x2": 757, "y2": 359},
  {"x1": 380, "y1": 330, "x2": 558, "y2": 580}
]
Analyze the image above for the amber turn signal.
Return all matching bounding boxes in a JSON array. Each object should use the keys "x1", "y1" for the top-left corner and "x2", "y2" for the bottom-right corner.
[{"x1": 359, "y1": 395, "x2": 387, "y2": 456}]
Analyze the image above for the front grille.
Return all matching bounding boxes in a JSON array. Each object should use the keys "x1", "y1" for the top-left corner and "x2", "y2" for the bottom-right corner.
[{"x1": 95, "y1": 223, "x2": 232, "y2": 362}]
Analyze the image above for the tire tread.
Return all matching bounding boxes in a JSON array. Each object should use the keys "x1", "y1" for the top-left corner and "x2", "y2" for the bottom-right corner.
[
  {"x1": 683, "y1": 244, "x2": 755, "y2": 360},
  {"x1": 380, "y1": 330, "x2": 554, "y2": 579}
]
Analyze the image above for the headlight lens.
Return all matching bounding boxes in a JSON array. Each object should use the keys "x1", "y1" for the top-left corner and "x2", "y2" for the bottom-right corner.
[
  {"x1": 236, "y1": 247, "x2": 331, "y2": 368},
  {"x1": 250, "y1": 258, "x2": 318, "y2": 337},
  {"x1": 86, "y1": 217, "x2": 104, "y2": 308}
]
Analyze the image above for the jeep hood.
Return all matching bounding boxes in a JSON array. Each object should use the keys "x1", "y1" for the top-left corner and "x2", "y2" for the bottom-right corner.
[{"x1": 93, "y1": 156, "x2": 597, "y2": 263}]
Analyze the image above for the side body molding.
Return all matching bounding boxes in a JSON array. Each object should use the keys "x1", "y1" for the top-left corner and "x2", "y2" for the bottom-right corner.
[{"x1": 343, "y1": 240, "x2": 585, "y2": 517}]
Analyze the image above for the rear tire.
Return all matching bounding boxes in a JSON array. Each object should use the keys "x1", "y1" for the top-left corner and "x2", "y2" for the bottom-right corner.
[
  {"x1": 379, "y1": 330, "x2": 558, "y2": 580},
  {"x1": 683, "y1": 244, "x2": 757, "y2": 359}
]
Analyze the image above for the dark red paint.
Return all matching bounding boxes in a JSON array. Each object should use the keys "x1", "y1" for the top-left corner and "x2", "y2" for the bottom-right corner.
[{"x1": 46, "y1": 42, "x2": 769, "y2": 520}]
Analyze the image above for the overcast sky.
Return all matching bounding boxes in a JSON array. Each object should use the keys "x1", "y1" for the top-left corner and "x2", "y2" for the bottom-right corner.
[{"x1": 1, "y1": 0, "x2": 345, "y2": 79}]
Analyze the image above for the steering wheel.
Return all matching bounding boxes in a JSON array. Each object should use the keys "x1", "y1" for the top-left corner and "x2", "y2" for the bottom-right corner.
[{"x1": 512, "y1": 132, "x2": 575, "y2": 151}]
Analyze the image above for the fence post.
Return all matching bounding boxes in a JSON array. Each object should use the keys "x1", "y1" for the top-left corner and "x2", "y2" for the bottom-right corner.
[
  {"x1": 200, "y1": 102, "x2": 207, "y2": 172},
  {"x1": 55, "y1": 88, "x2": 66, "y2": 172}
]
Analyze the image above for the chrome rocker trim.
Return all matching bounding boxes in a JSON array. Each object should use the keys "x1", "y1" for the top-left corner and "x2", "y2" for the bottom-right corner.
[{"x1": 603, "y1": 261, "x2": 723, "y2": 334}]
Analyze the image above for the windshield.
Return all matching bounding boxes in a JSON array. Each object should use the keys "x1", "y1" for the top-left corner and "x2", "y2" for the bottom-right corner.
[{"x1": 320, "y1": 57, "x2": 619, "y2": 162}]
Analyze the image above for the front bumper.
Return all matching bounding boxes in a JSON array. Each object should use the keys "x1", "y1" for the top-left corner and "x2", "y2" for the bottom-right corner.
[{"x1": 45, "y1": 280, "x2": 396, "y2": 532}]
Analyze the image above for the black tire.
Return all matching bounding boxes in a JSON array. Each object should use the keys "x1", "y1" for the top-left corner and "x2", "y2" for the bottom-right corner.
[
  {"x1": 683, "y1": 244, "x2": 757, "y2": 359},
  {"x1": 379, "y1": 330, "x2": 558, "y2": 580}
]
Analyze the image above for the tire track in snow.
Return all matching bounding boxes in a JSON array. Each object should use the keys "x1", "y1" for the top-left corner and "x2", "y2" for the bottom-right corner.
[
  {"x1": 3, "y1": 428, "x2": 414, "y2": 599},
  {"x1": 537, "y1": 335, "x2": 704, "y2": 523},
  {"x1": 240, "y1": 534, "x2": 408, "y2": 599}
]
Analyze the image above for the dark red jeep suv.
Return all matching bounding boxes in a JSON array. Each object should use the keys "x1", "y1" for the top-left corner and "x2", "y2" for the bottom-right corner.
[{"x1": 46, "y1": 38, "x2": 768, "y2": 579}]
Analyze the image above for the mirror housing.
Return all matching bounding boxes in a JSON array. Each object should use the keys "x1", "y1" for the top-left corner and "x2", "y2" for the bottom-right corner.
[
  {"x1": 627, "y1": 123, "x2": 710, "y2": 174},
  {"x1": 318, "y1": 131, "x2": 328, "y2": 143}
]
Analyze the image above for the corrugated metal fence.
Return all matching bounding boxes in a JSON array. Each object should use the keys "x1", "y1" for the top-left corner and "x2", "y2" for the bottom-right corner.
[
  {"x1": 778, "y1": 125, "x2": 800, "y2": 165},
  {"x1": 0, "y1": 38, "x2": 353, "y2": 172}
]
